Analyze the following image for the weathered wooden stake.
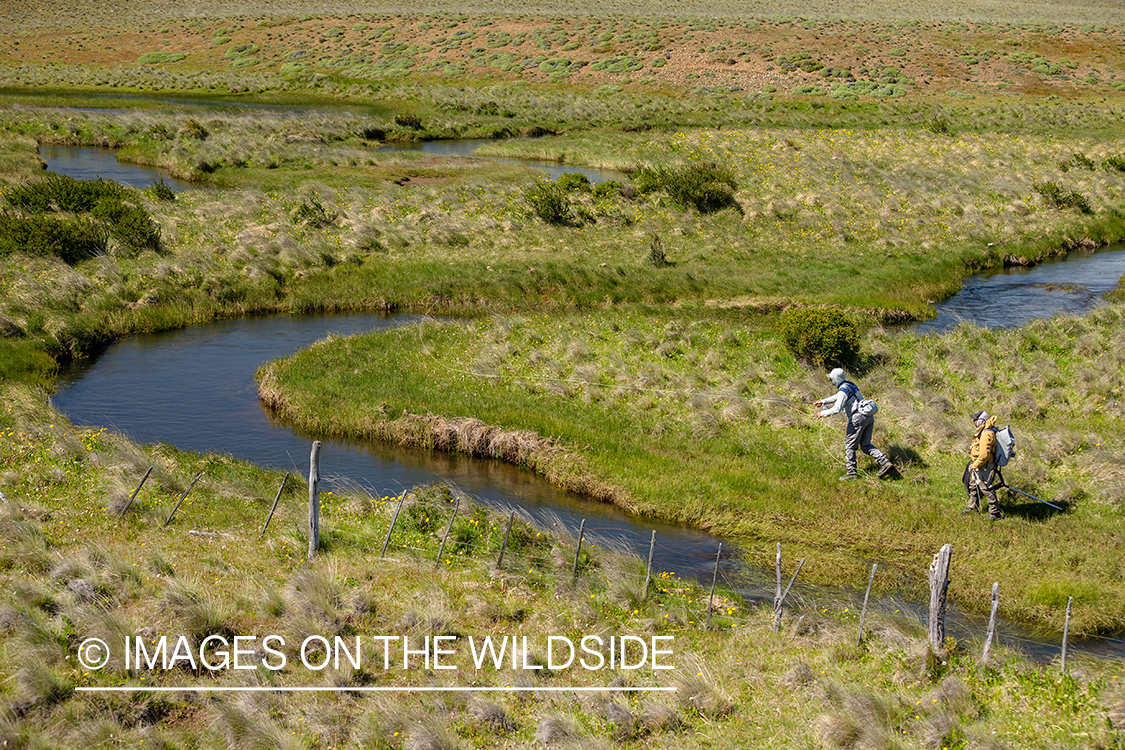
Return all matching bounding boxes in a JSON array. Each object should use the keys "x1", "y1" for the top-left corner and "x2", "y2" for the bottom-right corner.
[
  {"x1": 571, "y1": 519, "x2": 586, "y2": 584},
  {"x1": 773, "y1": 557, "x2": 805, "y2": 634},
  {"x1": 982, "y1": 582, "x2": 1000, "y2": 663},
  {"x1": 496, "y1": 510, "x2": 516, "y2": 568},
  {"x1": 259, "y1": 473, "x2": 289, "y2": 537},
  {"x1": 857, "y1": 563, "x2": 877, "y2": 646},
  {"x1": 380, "y1": 491, "x2": 406, "y2": 558},
  {"x1": 927, "y1": 543, "x2": 953, "y2": 653},
  {"x1": 706, "y1": 542, "x2": 722, "y2": 630},
  {"x1": 435, "y1": 501, "x2": 460, "y2": 568},
  {"x1": 308, "y1": 441, "x2": 321, "y2": 560},
  {"x1": 163, "y1": 472, "x2": 203, "y2": 527},
  {"x1": 774, "y1": 543, "x2": 782, "y2": 626},
  {"x1": 795, "y1": 615, "x2": 805, "y2": 636},
  {"x1": 1061, "y1": 595, "x2": 1073, "y2": 673},
  {"x1": 119, "y1": 465, "x2": 153, "y2": 519},
  {"x1": 642, "y1": 530, "x2": 656, "y2": 601}
]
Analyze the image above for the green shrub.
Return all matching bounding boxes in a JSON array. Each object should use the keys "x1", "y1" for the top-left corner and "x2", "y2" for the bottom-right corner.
[
  {"x1": 0, "y1": 212, "x2": 108, "y2": 263},
  {"x1": 148, "y1": 178, "x2": 176, "y2": 201},
  {"x1": 634, "y1": 162, "x2": 738, "y2": 213},
  {"x1": 1058, "y1": 153, "x2": 1096, "y2": 171},
  {"x1": 4, "y1": 174, "x2": 124, "y2": 213},
  {"x1": 556, "y1": 172, "x2": 590, "y2": 193},
  {"x1": 92, "y1": 198, "x2": 162, "y2": 254},
  {"x1": 592, "y1": 180, "x2": 624, "y2": 199},
  {"x1": 524, "y1": 179, "x2": 571, "y2": 224},
  {"x1": 137, "y1": 51, "x2": 186, "y2": 64},
  {"x1": 1032, "y1": 181, "x2": 1092, "y2": 214},
  {"x1": 778, "y1": 308, "x2": 860, "y2": 367}
]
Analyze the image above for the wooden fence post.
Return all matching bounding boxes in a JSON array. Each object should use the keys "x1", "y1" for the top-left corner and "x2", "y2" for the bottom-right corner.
[
  {"x1": 773, "y1": 544, "x2": 805, "y2": 634},
  {"x1": 163, "y1": 472, "x2": 203, "y2": 527},
  {"x1": 928, "y1": 544, "x2": 953, "y2": 653},
  {"x1": 496, "y1": 510, "x2": 515, "y2": 568},
  {"x1": 260, "y1": 473, "x2": 288, "y2": 537},
  {"x1": 1061, "y1": 596, "x2": 1073, "y2": 673},
  {"x1": 571, "y1": 519, "x2": 586, "y2": 584},
  {"x1": 381, "y1": 491, "x2": 406, "y2": 558},
  {"x1": 435, "y1": 501, "x2": 460, "y2": 568},
  {"x1": 308, "y1": 441, "x2": 321, "y2": 560},
  {"x1": 119, "y1": 466, "x2": 153, "y2": 519},
  {"x1": 857, "y1": 563, "x2": 877, "y2": 646},
  {"x1": 706, "y1": 542, "x2": 722, "y2": 630},
  {"x1": 981, "y1": 582, "x2": 1000, "y2": 663},
  {"x1": 642, "y1": 530, "x2": 656, "y2": 601}
]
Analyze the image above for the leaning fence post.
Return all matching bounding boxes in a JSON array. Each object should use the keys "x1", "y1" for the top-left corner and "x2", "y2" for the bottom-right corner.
[
  {"x1": 982, "y1": 582, "x2": 999, "y2": 663},
  {"x1": 497, "y1": 510, "x2": 515, "y2": 569},
  {"x1": 435, "y1": 501, "x2": 460, "y2": 569},
  {"x1": 857, "y1": 563, "x2": 877, "y2": 646},
  {"x1": 260, "y1": 473, "x2": 289, "y2": 537},
  {"x1": 163, "y1": 472, "x2": 203, "y2": 527},
  {"x1": 381, "y1": 491, "x2": 406, "y2": 558},
  {"x1": 119, "y1": 466, "x2": 153, "y2": 519},
  {"x1": 642, "y1": 530, "x2": 656, "y2": 601},
  {"x1": 706, "y1": 542, "x2": 722, "y2": 630},
  {"x1": 308, "y1": 441, "x2": 321, "y2": 560},
  {"x1": 1061, "y1": 596, "x2": 1073, "y2": 673},
  {"x1": 571, "y1": 519, "x2": 586, "y2": 584},
  {"x1": 928, "y1": 544, "x2": 953, "y2": 653},
  {"x1": 774, "y1": 543, "x2": 782, "y2": 632}
]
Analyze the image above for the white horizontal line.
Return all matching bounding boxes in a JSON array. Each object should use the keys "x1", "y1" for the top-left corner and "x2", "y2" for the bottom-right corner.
[{"x1": 77, "y1": 686, "x2": 677, "y2": 693}]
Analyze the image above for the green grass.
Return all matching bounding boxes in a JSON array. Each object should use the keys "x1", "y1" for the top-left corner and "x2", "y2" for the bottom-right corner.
[
  {"x1": 1, "y1": 381, "x2": 1123, "y2": 748},
  {"x1": 257, "y1": 302, "x2": 1125, "y2": 634}
]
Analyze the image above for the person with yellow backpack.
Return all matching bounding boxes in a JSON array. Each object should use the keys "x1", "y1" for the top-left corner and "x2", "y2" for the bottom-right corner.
[{"x1": 963, "y1": 410, "x2": 1003, "y2": 520}]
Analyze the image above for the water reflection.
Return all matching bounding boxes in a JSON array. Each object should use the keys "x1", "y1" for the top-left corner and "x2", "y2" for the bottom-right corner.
[
  {"x1": 915, "y1": 245, "x2": 1125, "y2": 334},
  {"x1": 39, "y1": 145, "x2": 193, "y2": 192}
]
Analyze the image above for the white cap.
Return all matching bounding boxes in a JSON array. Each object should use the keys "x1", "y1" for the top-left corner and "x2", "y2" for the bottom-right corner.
[{"x1": 827, "y1": 368, "x2": 846, "y2": 386}]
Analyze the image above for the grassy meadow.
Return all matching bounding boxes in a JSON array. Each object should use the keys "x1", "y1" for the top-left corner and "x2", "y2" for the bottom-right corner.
[{"x1": 3, "y1": 0, "x2": 1125, "y2": 745}]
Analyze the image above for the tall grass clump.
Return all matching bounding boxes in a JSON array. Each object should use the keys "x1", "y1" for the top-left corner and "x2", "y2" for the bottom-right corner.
[
  {"x1": 778, "y1": 308, "x2": 860, "y2": 367},
  {"x1": 634, "y1": 162, "x2": 738, "y2": 213}
]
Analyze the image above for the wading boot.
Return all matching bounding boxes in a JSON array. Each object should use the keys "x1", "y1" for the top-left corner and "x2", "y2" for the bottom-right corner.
[
  {"x1": 839, "y1": 473, "x2": 858, "y2": 481},
  {"x1": 877, "y1": 463, "x2": 896, "y2": 479}
]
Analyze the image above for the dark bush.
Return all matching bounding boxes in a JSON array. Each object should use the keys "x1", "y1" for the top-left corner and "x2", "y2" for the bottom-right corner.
[
  {"x1": 634, "y1": 162, "x2": 738, "y2": 213},
  {"x1": 778, "y1": 308, "x2": 860, "y2": 367},
  {"x1": 4, "y1": 174, "x2": 125, "y2": 213},
  {"x1": 148, "y1": 178, "x2": 176, "y2": 201},
  {"x1": 524, "y1": 179, "x2": 571, "y2": 225},
  {"x1": 0, "y1": 212, "x2": 109, "y2": 263},
  {"x1": 1058, "y1": 153, "x2": 1096, "y2": 172},
  {"x1": 556, "y1": 172, "x2": 591, "y2": 193},
  {"x1": 1033, "y1": 181, "x2": 1092, "y2": 214},
  {"x1": 92, "y1": 198, "x2": 162, "y2": 254}
]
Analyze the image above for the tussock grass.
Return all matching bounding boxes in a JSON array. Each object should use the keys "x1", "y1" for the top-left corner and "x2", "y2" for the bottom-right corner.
[{"x1": 259, "y1": 300, "x2": 1125, "y2": 632}]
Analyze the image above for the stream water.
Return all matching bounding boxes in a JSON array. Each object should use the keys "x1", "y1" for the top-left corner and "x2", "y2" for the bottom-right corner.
[{"x1": 38, "y1": 142, "x2": 1125, "y2": 663}]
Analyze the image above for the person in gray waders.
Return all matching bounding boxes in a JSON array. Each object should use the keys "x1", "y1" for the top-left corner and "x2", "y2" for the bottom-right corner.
[{"x1": 815, "y1": 368, "x2": 896, "y2": 481}]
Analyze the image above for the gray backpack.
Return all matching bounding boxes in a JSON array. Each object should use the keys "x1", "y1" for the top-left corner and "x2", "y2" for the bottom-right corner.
[{"x1": 992, "y1": 426, "x2": 1016, "y2": 467}]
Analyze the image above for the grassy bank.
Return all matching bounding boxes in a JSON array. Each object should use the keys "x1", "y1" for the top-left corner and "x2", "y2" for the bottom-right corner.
[
  {"x1": 1, "y1": 383, "x2": 1123, "y2": 749},
  {"x1": 2, "y1": 104, "x2": 1125, "y2": 390},
  {"x1": 256, "y1": 301, "x2": 1125, "y2": 634}
]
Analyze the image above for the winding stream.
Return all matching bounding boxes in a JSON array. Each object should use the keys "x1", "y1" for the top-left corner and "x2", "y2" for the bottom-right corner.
[{"x1": 40, "y1": 145, "x2": 1125, "y2": 663}]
